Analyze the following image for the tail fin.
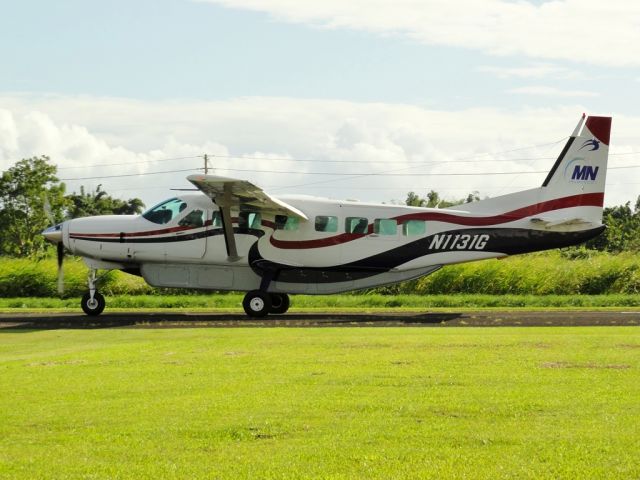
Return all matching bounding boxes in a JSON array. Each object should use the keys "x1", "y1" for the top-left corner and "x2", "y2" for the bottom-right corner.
[
  {"x1": 451, "y1": 114, "x2": 611, "y2": 226},
  {"x1": 541, "y1": 114, "x2": 611, "y2": 206}
]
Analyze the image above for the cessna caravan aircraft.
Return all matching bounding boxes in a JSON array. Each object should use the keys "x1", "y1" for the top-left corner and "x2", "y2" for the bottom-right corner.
[{"x1": 43, "y1": 114, "x2": 611, "y2": 317}]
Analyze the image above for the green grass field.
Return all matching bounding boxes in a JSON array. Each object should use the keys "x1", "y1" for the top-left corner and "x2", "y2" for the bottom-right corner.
[{"x1": 1, "y1": 326, "x2": 639, "y2": 479}]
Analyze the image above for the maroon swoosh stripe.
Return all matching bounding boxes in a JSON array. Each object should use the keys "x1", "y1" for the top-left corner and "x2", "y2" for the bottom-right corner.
[
  {"x1": 70, "y1": 224, "x2": 197, "y2": 239},
  {"x1": 70, "y1": 217, "x2": 240, "y2": 240},
  {"x1": 269, "y1": 192, "x2": 604, "y2": 250}
]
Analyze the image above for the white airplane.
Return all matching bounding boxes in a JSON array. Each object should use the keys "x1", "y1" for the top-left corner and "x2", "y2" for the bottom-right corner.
[{"x1": 43, "y1": 114, "x2": 611, "y2": 317}]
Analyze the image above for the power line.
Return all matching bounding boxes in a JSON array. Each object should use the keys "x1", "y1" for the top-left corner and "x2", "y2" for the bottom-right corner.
[
  {"x1": 56, "y1": 155, "x2": 202, "y2": 170},
  {"x1": 60, "y1": 167, "x2": 203, "y2": 181},
  {"x1": 49, "y1": 137, "x2": 568, "y2": 172},
  {"x1": 208, "y1": 166, "x2": 551, "y2": 176},
  {"x1": 56, "y1": 162, "x2": 640, "y2": 183}
]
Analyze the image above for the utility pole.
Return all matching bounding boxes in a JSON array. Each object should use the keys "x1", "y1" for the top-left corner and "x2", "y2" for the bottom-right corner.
[{"x1": 204, "y1": 154, "x2": 209, "y2": 174}]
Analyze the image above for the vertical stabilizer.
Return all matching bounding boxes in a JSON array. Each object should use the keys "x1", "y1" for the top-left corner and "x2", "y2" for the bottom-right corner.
[
  {"x1": 453, "y1": 114, "x2": 611, "y2": 225},
  {"x1": 541, "y1": 115, "x2": 610, "y2": 199}
]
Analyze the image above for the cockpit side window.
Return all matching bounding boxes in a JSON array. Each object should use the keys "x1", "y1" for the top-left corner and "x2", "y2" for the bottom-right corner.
[
  {"x1": 142, "y1": 198, "x2": 187, "y2": 225},
  {"x1": 179, "y1": 209, "x2": 205, "y2": 227}
]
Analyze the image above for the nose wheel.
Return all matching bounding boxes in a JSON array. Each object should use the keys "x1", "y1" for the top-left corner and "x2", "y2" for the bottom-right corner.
[
  {"x1": 81, "y1": 268, "x2": 106, "y2": 316},
  {"x1": 81, "y1": 291, "x2": 105, "y2": 316}
]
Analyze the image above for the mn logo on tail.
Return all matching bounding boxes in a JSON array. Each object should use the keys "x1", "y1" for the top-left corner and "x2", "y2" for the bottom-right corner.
[{"x1": 571, "y1": 165, "x2": 599, "y2": 181}]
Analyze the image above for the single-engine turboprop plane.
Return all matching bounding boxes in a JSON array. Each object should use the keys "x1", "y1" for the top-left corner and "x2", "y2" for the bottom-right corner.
[{"x1": 43, "y1": 114, "x2": 611, "y2": 317}]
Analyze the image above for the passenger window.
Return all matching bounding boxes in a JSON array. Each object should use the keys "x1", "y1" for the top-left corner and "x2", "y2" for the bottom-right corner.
[
  {"x1": 345, "y1": 217, "x2": 369, "y2": 234},
  {"x1": 211, "y1": 211, "x2": 222, "y2": 228},
  {"x1": 179, "y1": 209, "x2": 205, "y2": 227},
  {"x1": 275, "y1": 215, "x2": 287, "y2": 229},
  {"x1": 403, "y1": 220, "x2": 426, "y2": 236},
  {"x1": 142, "y1": 198, "x2": 187, "y2": 225},
  {"x1": 275, "y1": 215, "x2": 299, "y2": 231},
  {"x1": 239, "y1": 211, "x2": 262, "y2": 229},
  {"x1": 315, "y1": 216, "x2": 338, "y2": 233},
  {"x1": 374, "y1": 219, "x2": 397, "y2": 235}
]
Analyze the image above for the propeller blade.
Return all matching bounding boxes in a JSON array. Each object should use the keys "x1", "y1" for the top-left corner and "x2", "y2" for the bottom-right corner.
[
  {"x1": 44, "y1": 193, "x2": 54, "y2": 224},
  {"x1": 57, "y1": 242, "x2": 64, "y2": 295}
]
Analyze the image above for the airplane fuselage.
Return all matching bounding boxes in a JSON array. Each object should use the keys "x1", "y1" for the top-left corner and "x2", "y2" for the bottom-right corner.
[{"x1": 61, "y1": 191, "x2": 603, "y2": 295}]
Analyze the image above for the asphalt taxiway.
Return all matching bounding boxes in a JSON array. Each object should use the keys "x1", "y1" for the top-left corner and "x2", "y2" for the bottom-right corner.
[{"x1": 1, "y1": 311, "x2": 639, "y2": 329}]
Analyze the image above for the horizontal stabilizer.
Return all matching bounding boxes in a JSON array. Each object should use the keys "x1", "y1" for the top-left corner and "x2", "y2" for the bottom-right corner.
[{"x1": 530, "y1": 217, "x2": 598, "y2": 229}]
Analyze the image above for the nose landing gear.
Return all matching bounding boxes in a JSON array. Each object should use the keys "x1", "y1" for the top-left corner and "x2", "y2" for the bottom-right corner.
[{"x1": 80, "y1": 269, "x2": 106, "y2": 316}]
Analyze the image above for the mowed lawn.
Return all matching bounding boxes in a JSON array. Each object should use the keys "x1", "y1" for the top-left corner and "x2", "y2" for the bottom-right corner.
[{"x1": 1, "y1": 326, "x2": 639, "y2": 479}]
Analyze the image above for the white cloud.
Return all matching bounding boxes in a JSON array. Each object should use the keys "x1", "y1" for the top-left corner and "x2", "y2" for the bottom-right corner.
[
  {"x1": 507, "y1": 86, "x2": 599, "y2": 97},
  {"x1": 478, "y1": 63, "x2": 580, "y2": 80},
  {"x1": 0, "y1": 93, "x2": 637, "y2": 207},
  {"x1": 198, "y1": 0, "x2": 640, "y2": 67}
]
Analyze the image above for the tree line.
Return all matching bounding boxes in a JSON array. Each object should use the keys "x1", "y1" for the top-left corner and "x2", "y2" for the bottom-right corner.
[
  {"x1": 0, "y1": 156, "x2": 144, "y2": 257},
  {"x1": 1, "y1": 156, "x2": 638, "y2": 258}
]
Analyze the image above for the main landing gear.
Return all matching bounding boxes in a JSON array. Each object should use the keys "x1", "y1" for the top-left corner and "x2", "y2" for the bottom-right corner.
[
  {"x1": 80, "y1": 269, "x2": 106, "y2": 316},
  {"x1": 242, "y1": 268, "x2": 290, "y2": 317},
  {"x1": 242, "y1": 291, "x2": 290, "y2": 317}
]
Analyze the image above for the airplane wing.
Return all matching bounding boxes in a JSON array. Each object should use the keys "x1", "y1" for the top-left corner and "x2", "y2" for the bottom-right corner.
[
  {"x1": 187, "y1": 174, "x2": 307, "y2": 261},
  {"x1": 187, "y1": 174, "x2": 308, "y2": 220}
]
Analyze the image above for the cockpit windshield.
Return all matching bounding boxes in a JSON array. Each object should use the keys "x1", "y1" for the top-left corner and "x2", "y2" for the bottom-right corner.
[{"x1": 142, "y1": 198, "x2": 187, "y2": 224}]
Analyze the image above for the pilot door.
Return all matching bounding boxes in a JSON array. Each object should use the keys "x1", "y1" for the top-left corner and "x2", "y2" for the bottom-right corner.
[{"x1": 167, "y1": 208, "x2": 208, "y2": 259}]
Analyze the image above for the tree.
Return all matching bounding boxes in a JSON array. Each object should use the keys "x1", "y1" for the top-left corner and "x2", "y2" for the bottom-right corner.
[
  {"x1": 585, "y1": 196, "x2": 640, "y2": 253},
  {"x1": 66, "y1": 184, "x2": 145, "y2": 218},
  {"x1": 0, "y1": 156, "x2": 67, "y2": 257},
  {"x1": 405, "y1": 190, "x2": 481, "y2": 208}
]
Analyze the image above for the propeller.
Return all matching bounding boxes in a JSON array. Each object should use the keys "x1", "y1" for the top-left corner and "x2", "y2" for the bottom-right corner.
[
  {"x1": 42, "y1": 192, "x2": 65, "y2": 295},
  {"x1": 43, "y1": 193, "x2": 54, "y2": 224},
  {"x1": 57, "y1": 241, "x2": 65, "y2": 295}
]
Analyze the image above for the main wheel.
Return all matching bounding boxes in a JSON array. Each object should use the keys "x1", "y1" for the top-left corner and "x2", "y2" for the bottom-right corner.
[
  {"x1": 81, "y1": 292, "x2": 105, "y2": 316},
  {"x1": 243, "y1": 290, "x2": 272, "y2": 317},
  {"x1": 269, "y1": 293, "x2": 290, "y2": 314}
]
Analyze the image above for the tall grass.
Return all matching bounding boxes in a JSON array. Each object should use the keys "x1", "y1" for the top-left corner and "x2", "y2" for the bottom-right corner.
[
  {"x1": 0, "y1": 257, "x2": 151, "y2": 298},
  {"x1": 402, "y1": 251, "x2": 640, "y2": 295},
  {"x1": 1, "y1": 250, "x2": 639, "y2": 297}
]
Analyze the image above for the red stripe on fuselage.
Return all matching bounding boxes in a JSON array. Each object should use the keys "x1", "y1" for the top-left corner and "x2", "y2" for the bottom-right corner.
[
  {"x1": 70, "y1": 224, "x2": 196, "y2": 239},
  {"x1": 70, "y1": 217, "x2": 247, "y2": 240},
  {"x1": 269, "y1": 192, "x2": 604, "y2": 250}
]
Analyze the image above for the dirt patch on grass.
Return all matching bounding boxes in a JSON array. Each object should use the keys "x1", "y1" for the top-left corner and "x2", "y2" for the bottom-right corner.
[
  {"x1": 26, "y1": 359, "x2": 86, "y2": 367},
  {"x1": 223, "y1": 351, "x2": 248, "y2": 356},
  {"x1": 540, "y1": 361, "x2": 630, "y2": 370}
]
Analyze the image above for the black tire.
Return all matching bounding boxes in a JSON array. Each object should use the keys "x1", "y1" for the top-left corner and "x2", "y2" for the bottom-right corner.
[
  {"x1": 269, "y1": 293, "x2": 290, "y2": 314},
  {"x1": 243, "y1": 290, "x2": 272, "y2": 317},
  {"x1": 81, "y1": 292, "x2": 105, "y2": 316}
]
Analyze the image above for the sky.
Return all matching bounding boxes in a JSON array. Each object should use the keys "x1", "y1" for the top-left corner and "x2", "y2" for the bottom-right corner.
[{"x1": 1, "y1": 0, "x2": 639, "y2": 208}]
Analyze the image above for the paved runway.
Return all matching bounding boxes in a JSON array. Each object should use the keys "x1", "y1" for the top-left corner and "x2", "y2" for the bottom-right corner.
[{"x1": 1, "y1": 311, "x2": 640, "y2": 329}]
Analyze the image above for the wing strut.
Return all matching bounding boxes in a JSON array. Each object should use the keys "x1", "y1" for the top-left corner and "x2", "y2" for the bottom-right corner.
[
  {"x1": 187, "y1": 174, "x2": 308, "y2": 262},
  {"x1": 219, "y1": 184, "x2": 240, "y2": 261}
]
